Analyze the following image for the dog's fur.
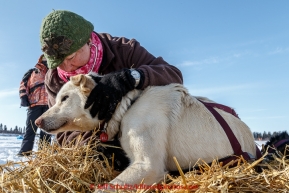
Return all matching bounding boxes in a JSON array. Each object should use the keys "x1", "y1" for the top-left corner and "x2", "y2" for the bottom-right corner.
[{"x1": 37, "y1": 73, "x2": 256, "y2": 189}]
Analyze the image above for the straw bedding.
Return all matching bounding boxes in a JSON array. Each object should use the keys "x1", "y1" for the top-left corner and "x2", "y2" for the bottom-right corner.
[{"x1": 0, "y1": 135, "x2": 288, "y2": 193}]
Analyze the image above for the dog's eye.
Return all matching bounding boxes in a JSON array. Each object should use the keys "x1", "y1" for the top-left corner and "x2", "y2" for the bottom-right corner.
[{"x1": 61, "y1": 95, "x2": 69, "y2": 102}]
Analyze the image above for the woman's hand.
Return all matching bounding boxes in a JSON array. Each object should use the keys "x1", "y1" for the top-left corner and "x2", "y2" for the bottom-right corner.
[{"x1": 84, "y1": 69, "x2": 136, "y2": 121}]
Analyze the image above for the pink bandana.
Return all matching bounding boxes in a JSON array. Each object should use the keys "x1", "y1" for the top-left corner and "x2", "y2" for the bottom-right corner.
[{"x1": 57, "y1": 32, "x2": 103, "y2": 82}]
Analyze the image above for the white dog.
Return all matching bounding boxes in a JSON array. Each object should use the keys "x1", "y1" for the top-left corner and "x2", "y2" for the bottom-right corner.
[{"x1": 36, "y1": 73, "x2": 256, "y2": 191}]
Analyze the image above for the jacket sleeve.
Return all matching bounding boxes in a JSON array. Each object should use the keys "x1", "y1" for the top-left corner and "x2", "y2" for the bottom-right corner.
[
  {"x1": 129, "y1": 40, "x2": 183, "y2": 88},
  {"x1": 105, "y1": 36, "x2": 183, "y2": 89},
  {"x1": 19, "y1": 68, "x2": 39, "y2": 107},
  {"x1": 19, "y1": 80, "x2": 30, "y2": 107},
  {"x1": 19, "y1": 80, "x2": 27, "y2": 98},
  {"x1": 19, "y1": 68, "x2": 35, "y2": 99}
]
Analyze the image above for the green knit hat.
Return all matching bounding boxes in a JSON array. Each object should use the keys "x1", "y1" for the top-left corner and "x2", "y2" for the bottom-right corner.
[{"x1": 40, "y1": 10, "x2": 94, "y2": 69}]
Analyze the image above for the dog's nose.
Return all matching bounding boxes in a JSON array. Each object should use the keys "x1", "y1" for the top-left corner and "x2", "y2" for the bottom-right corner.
[{"x1": 35, "y1": 117, "x2": 43, "y2": 128}]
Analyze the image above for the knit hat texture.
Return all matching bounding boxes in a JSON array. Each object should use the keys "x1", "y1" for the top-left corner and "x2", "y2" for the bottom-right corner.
[{"x1": 40, "y1": 10, "x2": 94, "y2": 69}]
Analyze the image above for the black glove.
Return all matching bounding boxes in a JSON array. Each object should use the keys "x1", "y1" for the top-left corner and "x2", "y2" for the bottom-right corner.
[
  {"x1": 20, "y1": 95, "x2": 30, "y2": 107},
  {"x1": 85, "y1": 69, "x2": 136, "y2": 121}
]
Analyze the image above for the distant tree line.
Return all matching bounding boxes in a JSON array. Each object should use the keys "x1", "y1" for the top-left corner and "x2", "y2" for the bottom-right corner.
[
  {"x1": 253, "y1": 131, "x2": 286, "y2": 140},
  {"x1": 0, "y1": 122, "x2": 286, "y2": 140},
  {"x1": 0, "y1": 123, "x2": 25, "y2": 134}
]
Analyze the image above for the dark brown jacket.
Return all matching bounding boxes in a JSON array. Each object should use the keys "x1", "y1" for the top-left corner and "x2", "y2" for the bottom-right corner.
[{"x1": 45, "y1": 32, "x2": 183, "y2": 145}]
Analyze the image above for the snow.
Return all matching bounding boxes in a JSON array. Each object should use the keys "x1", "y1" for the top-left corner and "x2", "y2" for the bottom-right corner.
[{"x1": 0, "y1": 134, "x2": 39, "y2": 165}]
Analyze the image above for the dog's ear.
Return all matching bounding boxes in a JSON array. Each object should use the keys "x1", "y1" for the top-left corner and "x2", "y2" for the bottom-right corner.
[{"x1": 70, "y1": 74, "x2": 95, "y2": 96}]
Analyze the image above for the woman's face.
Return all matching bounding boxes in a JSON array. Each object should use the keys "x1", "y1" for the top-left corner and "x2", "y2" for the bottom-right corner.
[{"x1": 58, "y1": 42, "x2": 91, "y2": 72}]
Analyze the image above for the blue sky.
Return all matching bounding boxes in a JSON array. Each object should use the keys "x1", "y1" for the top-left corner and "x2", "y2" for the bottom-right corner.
[{"x1": 0, "y1": 1, "x2": 288, "y2": 134}]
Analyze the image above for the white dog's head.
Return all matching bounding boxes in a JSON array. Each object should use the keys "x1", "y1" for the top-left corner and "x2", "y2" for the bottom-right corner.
[{"x1": 35, "y1": 73, "x2": 103, "y2": 134}]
